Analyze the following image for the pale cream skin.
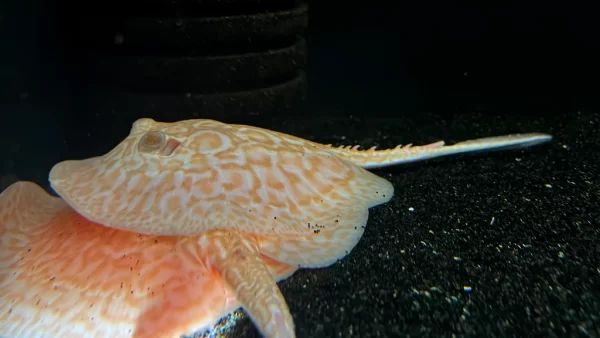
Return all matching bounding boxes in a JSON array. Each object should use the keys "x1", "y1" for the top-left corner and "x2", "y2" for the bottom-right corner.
[{"x1": 1, "y1": 118, "x2": 551, "y2": 337}]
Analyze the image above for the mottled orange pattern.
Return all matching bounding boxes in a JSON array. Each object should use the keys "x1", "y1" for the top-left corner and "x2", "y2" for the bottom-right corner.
[{"x1": 0, "y1": 182, "x2": 297, "y2": 337}]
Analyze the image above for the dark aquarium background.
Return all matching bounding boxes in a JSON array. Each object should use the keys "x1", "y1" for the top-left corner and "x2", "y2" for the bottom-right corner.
[{"x1": 1, "y1": 1, "x2": 599, "y2": 337}]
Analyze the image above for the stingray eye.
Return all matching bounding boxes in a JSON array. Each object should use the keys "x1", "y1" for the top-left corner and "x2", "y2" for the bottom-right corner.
[
  {"x1": 139, "y1": 131, "x2": 166, "y2": 151},
  {"x1": 138, "y1": 131, "x2": 181, "y2": 156}
]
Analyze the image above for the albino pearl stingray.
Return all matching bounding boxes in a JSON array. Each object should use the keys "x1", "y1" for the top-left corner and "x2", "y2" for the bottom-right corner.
[{"x1": 1, "y1": 118, "x2": 552, "y2": 337}]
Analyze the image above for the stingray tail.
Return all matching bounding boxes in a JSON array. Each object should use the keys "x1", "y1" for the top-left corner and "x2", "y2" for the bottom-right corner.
[{"x1": 323, "y1": 133, "x2": 552, "y2": 168}]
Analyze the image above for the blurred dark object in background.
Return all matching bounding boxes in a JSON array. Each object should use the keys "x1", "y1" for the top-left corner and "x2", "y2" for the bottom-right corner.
[{"x1": 64, "y1": 0, "x2": 308, "y2": 125}]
